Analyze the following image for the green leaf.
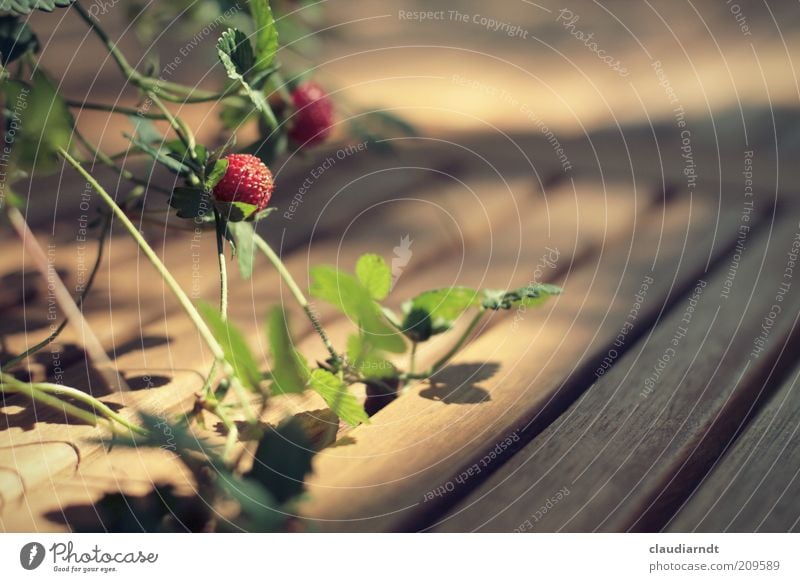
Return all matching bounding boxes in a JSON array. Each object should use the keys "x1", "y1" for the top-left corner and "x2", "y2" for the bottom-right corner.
[
  {"x1": 5, "y1": 70, "x2": 73, "y2": 175},
  {"x1": 401, "y1": 287, "x2": 480, "y2": 340},
  {"x1": 217, "y1": 28, "x2": 278, "y2": 131},
  {"x1": 482, "y1": 283, "x2": 563, "y2": 310},
  {"x1": 214, "y1": 200, "x2": 259, "y2": 222},
  {"x1": 0, "y1": 16, "x2": 38, "y2": 66},
  {"x1": 347, "y1": 334, "x2": 395, "y2": 380},
  {"x1": 249, "y1": 0, "x2": 278, "y2": 75},
  {"x1": 169, "y1": 186, "x2": 212, "y2": 219},
  {"x1": 198, "y1": 302, "x2": 262, "y2": 390},
  {"x1": 355, "y1": 253, "x2": 391, "y2": 301},
  {"x1": 247, "y1": 417, "x2": 314, "y2": 504},
  {"x1": 127, "y1": 114, "x2": 162, "y2": 144},
  {"x1": 266, "y1": 307, "x2": 310, "y2": 395},
  {"x1": 215, "y1": 471, "x2": 284, "y2": 532},
  {"x1": 226, "y1": 220, "x2": 255, "y2": 279},
  {"x1": 308, "y1": 369, "x2": 368, "y2": 427},
  {"x1": 310, "y1": 265, "x2": 406, "y2": 353},
  {"x1": 126, "y1": 133, "x2": 191, "y2": 176},
  {"x1": 0, "y1": 0, "x2": 74, "y2": 16},
  {"x1": 204, "y1": 157, "x2": 229, "y2": 191}
]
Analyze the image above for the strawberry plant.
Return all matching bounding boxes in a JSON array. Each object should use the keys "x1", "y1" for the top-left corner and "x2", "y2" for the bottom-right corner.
[{"x1": 0, "y1": 0, "x2": 561, "y2": 531}]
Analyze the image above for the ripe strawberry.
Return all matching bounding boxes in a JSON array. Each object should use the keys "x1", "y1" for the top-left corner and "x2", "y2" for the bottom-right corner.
[
  {"x1": 212, "y1": 154, "x2": 274, "y2": 211},
  {"x1": 288, "y1": 81, "x2": 334, "y2": 147}
]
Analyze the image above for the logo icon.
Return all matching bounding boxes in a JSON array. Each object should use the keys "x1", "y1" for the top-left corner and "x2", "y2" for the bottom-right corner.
[{"x1": 20, "y1": 542, "x2": 45, "y2": 570}]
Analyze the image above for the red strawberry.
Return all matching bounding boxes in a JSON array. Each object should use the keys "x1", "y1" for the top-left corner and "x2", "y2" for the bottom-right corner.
[
  {"x1": 288, "y1": 82, "x2": 334, "y2": 147},
  {"x1": 212, "y1": 154, "x2": 274, "y2": 211}
]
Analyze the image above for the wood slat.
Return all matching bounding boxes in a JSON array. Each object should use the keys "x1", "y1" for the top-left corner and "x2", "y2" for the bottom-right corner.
[
  {"x1": 667, "y1": 358, "x2": 800, "y2": 532},
  {"x1": 296, "y1": 186, "x2": 719, "y2": 531},
  {"x1": 435, "y1": 211, "x2": 800, "y2": 532}
]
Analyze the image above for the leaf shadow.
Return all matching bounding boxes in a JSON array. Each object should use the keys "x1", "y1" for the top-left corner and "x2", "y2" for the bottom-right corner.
[{"x1": 419, "y1": 362, "x2": 499, "y2": 405}]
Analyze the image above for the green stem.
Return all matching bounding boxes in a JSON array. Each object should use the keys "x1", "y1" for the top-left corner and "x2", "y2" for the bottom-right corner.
[
  {"x1": 147, "y1": 92, "x2": 197, "y2": 162},
  {"x1": 213, "y1": 209, "x2": 229, "y2": 321},
  {"x1": 58, "y1": 147, "x2": 225, "y2": 362},
  {"x1": 73, "y1": 129, "x2": 171, "y2": 195},
  {"x1": 66, "y1": 99, "x2": 167, "y2": 120},
  {"x1": 252, "y1": 233, "x2": 340, "y2": 364},
  {"x1": 405, "y1": 309, "x2": 486, "y2": 380},
  {"x1": 33, "y1": 381, "x2": 146, "y2": 435},
  {"x1": 1, "y1": 215, "x2": 110, "y2": 372},
  {"x1": 409, "y1": 341, "x2": 418, "y2": 377}
]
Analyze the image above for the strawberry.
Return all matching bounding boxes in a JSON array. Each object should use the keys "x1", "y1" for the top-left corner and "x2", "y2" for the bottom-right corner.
[
  {"x1": 288, "y1": 81, "x2": 334, "y2": 147},
  {"x1": 212, "y1": 154, "x2": 274, "y2": 211}
]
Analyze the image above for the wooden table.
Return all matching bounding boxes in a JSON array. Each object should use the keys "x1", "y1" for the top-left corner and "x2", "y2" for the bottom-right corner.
[{"x1": 2, "y1": 0, "x2": 800, "y2": 532}]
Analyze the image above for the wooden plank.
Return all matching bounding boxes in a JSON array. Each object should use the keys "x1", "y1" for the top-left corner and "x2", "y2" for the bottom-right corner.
[
  {"x1": 667, "y1": 357, "x2": 800, "y2": 532},
  {"x1": 0, "y1": 176, "x2": 645, "y2": 530},
  {"x1": 296, "y1": 186, "x2": 723, "y2": 531},
  {"x1": 435, "y1": 212, "x2": 800, "y2": 532}
]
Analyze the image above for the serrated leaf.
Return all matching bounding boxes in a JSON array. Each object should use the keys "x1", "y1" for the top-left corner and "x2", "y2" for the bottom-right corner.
[
  {"x1": 347, "y1": 334, "x2": 395, "y2": 380},
  {"x1": 310, "y1": 265, "x2": 405, "y2": 353},
  {"x1": 198, "y1": 302, "x2": 261, "y2": 390},
  {"x1": 204, "y1": 157, "x2": 228, "y2": 191},
  {"x1": 481, "y1": 283, "x2": 562, "y2": 310},
  {"x1": 0, "y1": 0, "x2": 74, "y2": 16},
  {"x1": 0, "y1": 15, "x2": 38, "y2": 66},
  {"x1": 217, "y1": 28, "x2": 278, "y2": 130},
  {"x1": 5, "y1": 70, "x2": 73, "y2": 175},
  {"x1": 249, "y1": 0, "x2": 278, "y2": 75},
  {"x1": 225, "y1": 220, "x2": 255, "y2": 279},
  {"x1": 401, "y1": 287, "x2": 480, "y2": 341},
  {"x1": 169, "y1": 186, "x2": 212, "y2": 219},
  {"x1": 247, "y1": 417, "x2": 314, "y2": 504},
  {"x1": 355, "y1": 253, "x2": 391, "y2": 301},
  {"x1": 266, "y1": 307, "x2": 310, "y2": 395},
  {"x1": 308, "y1": 369, "x2": 368, "y2": 427}
]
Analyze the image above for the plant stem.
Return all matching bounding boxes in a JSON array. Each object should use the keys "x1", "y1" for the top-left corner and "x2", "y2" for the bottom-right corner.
[
  {"x1": 213, "y1": 209, "x2": 229, "y2": 321},
  {"x1": 252, "y1": 233, "x2": 340, "y2": 364},
  {"x1": 147, "y1": 92, "x2": 197, "y2": 162},
  {"x1": 404, "y1": 309, "x2": 486, "y2": 381},
  {"x1": 58, "y1": 147, "x2": 225, "y2": 363},
  {"x1": 1, "y1": 214, "x2": 110, "y2": 372},
  {"x1": 409, "y1": 341, "x2": 417, "y2": 377},
  {"x1": 33, "y1": 381, "x2": 146, "y2": 435},
  {"x1": 66, "y1": 99, "x2": 167, "y2": 119},
  {"x1": 6, "y1": 205, "x2": 130, "y2": 392}
]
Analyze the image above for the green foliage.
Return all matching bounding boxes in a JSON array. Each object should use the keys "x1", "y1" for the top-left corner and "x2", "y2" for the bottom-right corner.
[
  {"x1": 169, "y1": 186, "x2": 212, "y2": 219},
  {"x1": 199, "y1": 302, "x2": 262, "y2": 390},
  {"x1": 356, "y1": 253, "x2": 392, "y2": 301},
  {"x1": 225, "y1": 220, "x2": 255, "y2": 278},
  {"x1": 266, "y1": 307, "x2": 309, "y2": 395},
  {"x1": 249, "y1": 0, "x2": 279, "y2": 75},
  {"x1": 347, "y1": 334, "x2": 394, "y2": 380},
  {"x1": 308, "y1": 369, "x2": 368, "y2": 427},
  {"x1": 217, "y1": 28, "x2": 277, "y2": 129},
  {"x1": 310, "y1": 264, "x2": 406, "y2": 353},
  {"x1": 0, "y1": 0, "x2": 74, "y2": 16},
  {"x1": 0, "y1": 16, "x2": 38, "y2": 65},
  {"x1": 4, "y1": 69, "x2": 72, "y2": 175},
  {"x1": 482, "y1": 283, "x2": 563, "y2": 310},
  {"x1": 401, "y1": 287, "x2": 481, "y2": 341},
  {"x1": 204, "y1": 157, "x2": 229, "y2": 190},
  {"x1": 247, "y1": 416, "x2": 314, "y2": 503}
]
